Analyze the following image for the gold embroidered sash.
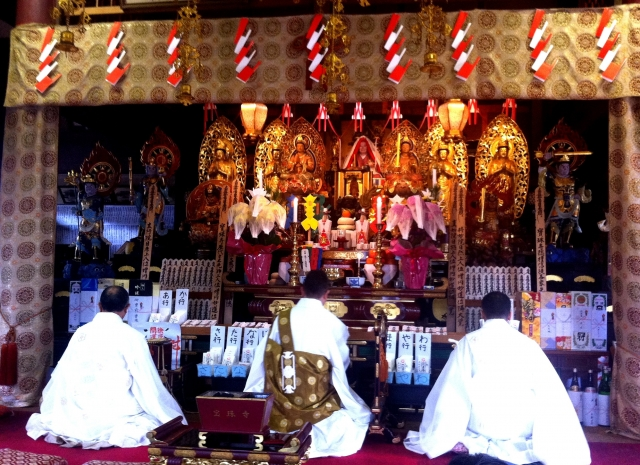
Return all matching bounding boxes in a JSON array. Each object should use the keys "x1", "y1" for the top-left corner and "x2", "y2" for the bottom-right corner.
[{"x1": 263, "y1": 307, "x2": 341, "y2": 432}]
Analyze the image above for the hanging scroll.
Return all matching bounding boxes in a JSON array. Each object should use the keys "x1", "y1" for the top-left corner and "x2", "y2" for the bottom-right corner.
[
  {"x1": 211, "y1": 184, "x2": 231, "y2": 321},
  {"x1": 535, "y1": 187, "x2": 547, "y2": 292}
]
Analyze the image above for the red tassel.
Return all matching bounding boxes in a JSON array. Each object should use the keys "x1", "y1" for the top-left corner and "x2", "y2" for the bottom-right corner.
[{"x1": 0, "y1": 329, "x2": 17, "y2": 386}]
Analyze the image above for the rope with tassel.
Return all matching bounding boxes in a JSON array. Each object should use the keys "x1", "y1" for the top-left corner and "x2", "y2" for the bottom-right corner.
[{"x1": 0, "y1": 307, "x2": 50, "y2": 386}]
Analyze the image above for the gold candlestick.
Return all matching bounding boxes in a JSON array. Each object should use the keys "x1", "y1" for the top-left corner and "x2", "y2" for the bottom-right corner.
[
  {"x1": 373, "y1": 224, "x2": 384, "y2": 289},
  {"x1": 289, "y1": 222, "x2": 300, "y2": 286}
]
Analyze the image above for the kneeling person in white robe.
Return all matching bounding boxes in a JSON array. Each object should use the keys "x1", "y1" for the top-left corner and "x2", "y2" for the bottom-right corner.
[
  {"x1": 404, "y1": 291, "x2": 591, "y2": 465},
  {"x1": 245, "y1": 270, "x2": 371, "y2": 458},
  {"x1": 27, "y1": 286, "x2": 185, "y2": 449}
]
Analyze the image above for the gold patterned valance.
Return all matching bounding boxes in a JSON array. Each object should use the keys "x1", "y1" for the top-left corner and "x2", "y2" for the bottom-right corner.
[{"x1": 6, "y1": 5, "x2": 640, "y2": 107}]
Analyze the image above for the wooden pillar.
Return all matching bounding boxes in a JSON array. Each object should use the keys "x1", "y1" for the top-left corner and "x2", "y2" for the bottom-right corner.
[{"x1": 16, "y1": 0, "x2": 55, "y2": 26}]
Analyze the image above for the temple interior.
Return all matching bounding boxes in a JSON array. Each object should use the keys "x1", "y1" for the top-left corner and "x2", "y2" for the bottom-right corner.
[{"x1": 1, "y1": 0, "x2": 640, "y2": 464}]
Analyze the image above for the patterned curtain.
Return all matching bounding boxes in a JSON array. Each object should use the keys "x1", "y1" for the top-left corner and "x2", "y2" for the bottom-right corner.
[
  {"x1": 5, "y1": 5, "x2": 640, "y2": 107},
  {"x1": 0, "y1": 107, "x2": 58, "y2": 407},
  {"x1": 609, "y1": 97, "x2": 640, "y2": 439}
]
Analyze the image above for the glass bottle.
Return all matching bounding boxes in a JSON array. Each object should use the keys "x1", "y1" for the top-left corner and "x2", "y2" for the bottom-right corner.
[
  {"x1": 586, "y1": 369, "x2": 594, "y2": 390},
  {"x1": 598, "y1": 367, "x2": 611, "y2": 426},
  {"x1": 570, "y1": 368, "x2": 580, "y2": 391}
]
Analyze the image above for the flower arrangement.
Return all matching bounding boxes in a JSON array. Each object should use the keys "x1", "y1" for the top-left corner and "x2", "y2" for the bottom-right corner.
[
  {"x1": 226, "y1": 184, "x2": 287, "y2": 284},
  {"x1": 385, "y1": 193, "x2": 446, "y2": 289}
]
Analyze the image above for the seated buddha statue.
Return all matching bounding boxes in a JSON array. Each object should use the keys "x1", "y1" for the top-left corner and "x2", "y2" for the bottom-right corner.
[
  {"x1": 385, "y1": 136, "x2": 423, "y2": 197},
  {"x1": 428, "y1": 144, "x2": 457, "y2": 224},
  {"x1": 207, "y1": 139, "x2": 237, "y2": 182},
  {"x1": 279, "y1": 136, "x2": 321, "y2": 195},
  {"x1": 482, "y1": 138, "x2": 517, "y2": 218},
  {"x1": 287, "y1": 135, "x2": 316, "y2": 173}
]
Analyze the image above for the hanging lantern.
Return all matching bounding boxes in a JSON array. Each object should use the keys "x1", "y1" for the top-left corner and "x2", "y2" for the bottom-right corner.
[
  {"x1": 420, "y1": 52, "x2": 438, "y2": 74},
  {"x1": 56, "y1": 30, "x2": 78, "y2": 53},
  {"x1": 52, "y1": 0, "x2": 89, "y2": 54},
  {"x1": 176, "y1": 83, "x2": 195, "y2": 106},
  {"x1": 240, "y1": 103, "x2": 269, "y2": 143},
  {"x1": 438, "y1": 98, "x2": 469, "y2": 140}
]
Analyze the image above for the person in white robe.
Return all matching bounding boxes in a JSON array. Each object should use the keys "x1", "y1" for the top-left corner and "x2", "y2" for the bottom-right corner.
[
  {"x1": 245, "y1": 270, "x2": 371, "y2": 458},
  {"x1": 26, "y1": 286, "x2": 185, "y2": 449},
  {"x1": 404, "y1": 291, "x2": 591, "y2": 465}
]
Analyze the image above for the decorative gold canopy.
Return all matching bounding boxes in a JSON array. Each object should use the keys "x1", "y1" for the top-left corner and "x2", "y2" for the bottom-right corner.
[
  {"x1": 475, "y1": 114, "x2": 529, "y2": 219},
  {"x1": 198, "y1": 116, "x2": 247, "y2": 186}
]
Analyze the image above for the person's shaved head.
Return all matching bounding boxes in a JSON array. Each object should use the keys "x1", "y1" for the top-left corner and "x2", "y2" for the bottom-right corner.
[{"x1": 99, "y1": 286, "x2": 130, "y2": 312}]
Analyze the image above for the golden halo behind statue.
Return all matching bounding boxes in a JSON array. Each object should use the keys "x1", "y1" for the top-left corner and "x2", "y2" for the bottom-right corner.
[
  {"x1": 198, "y1": 116, "x2": 247, "y2": 186},
  {"x1": 475, "y1": 114, "x2": 529, "y2": 219},
  {"x1": 424, "y1": 121, "x2": 468, "y2": 188}
]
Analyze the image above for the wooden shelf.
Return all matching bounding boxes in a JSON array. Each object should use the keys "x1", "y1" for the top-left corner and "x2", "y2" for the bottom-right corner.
[{"x1": 223, "y1": 279, "x2": 448, "y2": 301}]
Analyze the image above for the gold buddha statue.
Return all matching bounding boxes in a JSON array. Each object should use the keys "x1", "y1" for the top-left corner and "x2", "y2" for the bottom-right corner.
[
  {"x1": 287, "y1": 135, "x2": 316, "y2": 173},
  {"x1": 207, "y1": 139, "x2": 237, "y2": 182},
  {"x1": 428, "y1": 142, "x2": 458, "y2": 224},
  {"x1": 279, "y1": 135, "x2": 321, "y2": 195},
  {"x1": 385, "y1": 136, "x2": 423, "y2": 197},
  {"x1": 482, "y1": 138, "x2": 518, "y2": 218},
  {"x1": 264, "y1": 145, "x2": 283, "y2": 194}
]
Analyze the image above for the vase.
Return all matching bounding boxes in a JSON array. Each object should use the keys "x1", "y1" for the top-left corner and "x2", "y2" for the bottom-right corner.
[
  {"x1": 400, "y1": 256, "x2": 429, "y2": 290},
  {"x1": 244, "y1": 253, "x2": 273, "y2": 285}
]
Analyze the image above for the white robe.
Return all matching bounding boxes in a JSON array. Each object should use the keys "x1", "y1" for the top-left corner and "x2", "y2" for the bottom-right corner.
[
  {"x1": 404, "y1": 319, "x2": 591, "y2": 465},
  {"x1": 245, "y1": 298, "x2": 371, "y2": 458},
  {"x1": 26, "y1": 312, "x2": 185, "y2": 449}
]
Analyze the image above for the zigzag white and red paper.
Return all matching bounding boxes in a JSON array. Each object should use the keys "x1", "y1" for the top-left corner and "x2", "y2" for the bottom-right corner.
[
  {"x1": 352, "y1": 102, "x2": 365, "y2": 132},
  {"x1": 36, "y1": 27, "x2": 61, "y2": 94},
  {"x1": 306, "y1": 15, "x2": 326, "y2": 82},
  {"x1": 106, "y1": 22, "x2": 130, "y2": 85},
  {"x1": 602, "y1": 59, "x2": 625, "y2": 82},
  {"x1": 383, "y1": 14, "x2": 410, "y2": 84},
  {"x1": 234, "y1": 18, "x2": 261, "y2": 83},
  {"x1": 451, "y1": 11, "x2": 470, "y2": 49}
]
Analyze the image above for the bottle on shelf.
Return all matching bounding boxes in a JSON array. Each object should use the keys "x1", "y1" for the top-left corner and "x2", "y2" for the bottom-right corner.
[
  {"x1": 598, "y1": 367, "x2": 611, "y2": 426},
  {"x1": 586, "y1": 369, "x2": 594, "y2": 391},
  {"x1": 570, "y1": 368, "x2": 580, "y2": 392}
]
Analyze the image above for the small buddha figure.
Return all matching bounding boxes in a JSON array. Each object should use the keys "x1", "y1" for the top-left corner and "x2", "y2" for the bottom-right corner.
[
  {"x1": 201, "y1": 183, "x2": 220, "y2": 225},
  {"x1": 137, "y1": 154, "x2": 171, "y2": 236},
  {"x1": 287, "y1": 135, "x2": 316, "y2": 173},
  {"x1": 428, "y1": 144, "x2": 458, "y2": 224},
  {"x1": 74, "y1": 174, "x2": 110, "y2": 260},
  {"x1": 542, "y1": 155, "x2": 592, "y2": 246},
  {"x1": 207, "y1": 139, "x2": 237, "y2": 182},
  {"x1": 265, "y1": 146, "x2": 283, "y2": 193},
  {"x1": 385, "y1": 136, "x2": 423, "y2": 197},
  {"x1": 484, "y1": 139, "x2": 517, "y2": 215}
]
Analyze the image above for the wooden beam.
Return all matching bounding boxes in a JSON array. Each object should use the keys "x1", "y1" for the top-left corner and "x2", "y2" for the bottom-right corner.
[{"x1": 73, "y1": 6, "x2": 124, "y2": 15}]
